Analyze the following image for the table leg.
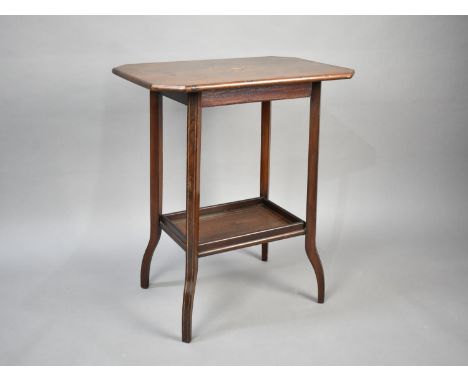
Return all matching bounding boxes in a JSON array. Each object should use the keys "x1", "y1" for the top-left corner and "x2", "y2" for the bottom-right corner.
[
  {"x1": 140, "y1": 92, "x2": 163, "y2": 289},
  {"x1": 182, "y1": 92, "x2": 202, "y2": 343},
  {"x1": 260, "y1": 101, "x2": 271, "y2": 261},
  {"x1": 305, "y1": 82, "x2": 325, "y2": 303}
]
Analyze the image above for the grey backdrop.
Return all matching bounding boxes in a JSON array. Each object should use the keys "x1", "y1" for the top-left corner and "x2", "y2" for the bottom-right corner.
[{"x1": 1, "y1": 16, "x2": 467, "y2": 365}]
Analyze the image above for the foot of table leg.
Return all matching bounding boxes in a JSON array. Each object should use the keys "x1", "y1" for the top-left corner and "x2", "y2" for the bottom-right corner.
[
  {"x1": 261, "y1": 243, "x2": 268, "y2": 261},
  {"x1": 305, "y1": 244, "x2": 325, "y2": 303},
  {"x1": 182, "y1": 258, "x2": 198, "y2": 343},
  {"x1": 141, "y1": 232, "x2": 161, "y2": 289}
]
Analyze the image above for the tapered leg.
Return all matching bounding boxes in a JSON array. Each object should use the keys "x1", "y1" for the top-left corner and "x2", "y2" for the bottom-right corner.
[
  {"x1": 305, "y1": 82, "x2": 325, "y2": 303},
  {"x1": 141, "y1": 92, "x2": 163, "y2": 289},
  {"x1": 260, "y1": 101, "x2": 271, "y2": 261},
  {"x1": 182, "y1": 92, "x2": 202, "y2": 343}
]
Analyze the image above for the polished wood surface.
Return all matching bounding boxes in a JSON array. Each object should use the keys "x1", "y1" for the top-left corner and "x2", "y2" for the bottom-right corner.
[
  {"x1": 201, "y1": 83, "x2": 312, "y2": 107},
  {"x1": 112, "y1": 56, "x2": 354, "y2": 92},
  {"x1": 260, "y1": 101, "x2": 271, "y2": 261},
  {"x1": 305, "y1": 82, "x2": 325, "y2": 303},
  {"x1": 140, "y1": 92, "x2": 163, "y2": 289},
  {"x1": 113, "y1": 56, "x2": 353, "y2": 342},
  {"x1": 161, "y1": 82, "x2": 313, "y2": 107},
  {"x1": 161, "y1": 197, "x2": 305, "y2": 257},
  {"x1": 182, "y1": 92, "x2": 202, "y2": 343}
]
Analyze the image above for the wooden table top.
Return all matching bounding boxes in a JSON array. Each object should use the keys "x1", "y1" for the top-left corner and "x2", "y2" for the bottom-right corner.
[{"x1": 112, "y1": 56, "x2": 354, "y2": 92}]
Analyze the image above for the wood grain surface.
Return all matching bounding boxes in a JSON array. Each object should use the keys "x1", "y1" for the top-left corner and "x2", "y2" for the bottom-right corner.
[
  {"x1": 160, "y1": 198, "x2": 305, "y2": 257},
  {"x1": 112, "y1": 56, "x2": 354, "y2": 92}
]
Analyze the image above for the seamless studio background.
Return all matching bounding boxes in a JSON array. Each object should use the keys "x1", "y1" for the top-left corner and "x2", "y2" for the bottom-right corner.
[{"x1": 0, "y1": 16, "x2": 467, "y2": 365}]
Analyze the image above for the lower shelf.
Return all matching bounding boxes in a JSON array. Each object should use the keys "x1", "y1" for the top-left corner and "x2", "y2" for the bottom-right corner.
[{"x1": 160, "y1": 197, "x2": 305, "y2": 257}]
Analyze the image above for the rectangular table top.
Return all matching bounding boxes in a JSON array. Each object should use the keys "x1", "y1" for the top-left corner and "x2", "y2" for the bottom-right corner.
[{"x1": 112, "y1": 56, "x2": 354, "y2": 92}]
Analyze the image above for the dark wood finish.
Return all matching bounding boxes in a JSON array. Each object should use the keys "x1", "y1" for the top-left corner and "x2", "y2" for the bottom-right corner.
[
  {"x1": 260, "y1": 101, "x2": 271, "y2": 261},
  {"x1": 201, "y1": 83, "x2": 312, "y2": 107},
  {"x1": 162, "y1": 83, "x2": 312, "y2": 108},
  {"x1": 160, "y1": 83, "x2": 312, "y2": 107},
  {"x1": 140, "y1": 92, "x2": 163, "y2": 289},
  {"x1": 113, "y1": 56, "x2": 354, "y2": 343},
  {"x1": 112, "y1": 56, "x2": 354, "y2": 92},
  {"x1": 160, "y1": 198, "x2": 305, "y2": 257},
  {"x1": 305, "y1": 82, "x2": 325, "y2": 303},
  {"x1": 182, "y1": 92, "x2": 202, "y2": 343}
]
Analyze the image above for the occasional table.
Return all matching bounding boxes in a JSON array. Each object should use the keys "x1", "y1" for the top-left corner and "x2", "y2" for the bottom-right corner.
[{"x1": 112, "y1": 57, "x2": 354, "y2": 342}]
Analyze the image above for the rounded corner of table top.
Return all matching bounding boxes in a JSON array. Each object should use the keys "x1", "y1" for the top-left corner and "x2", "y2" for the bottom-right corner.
[{"x1": 343, "y1": 68, "x2": 355, "y2": 79}]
